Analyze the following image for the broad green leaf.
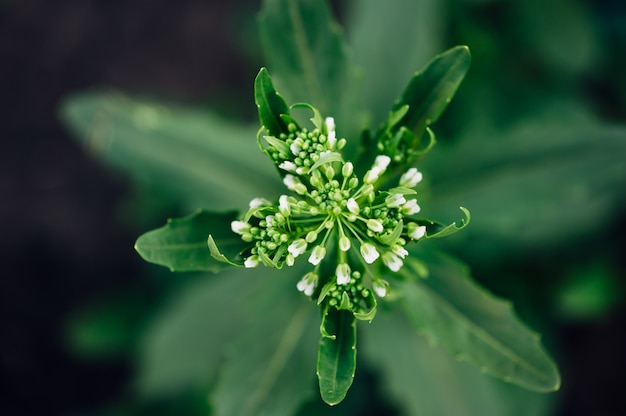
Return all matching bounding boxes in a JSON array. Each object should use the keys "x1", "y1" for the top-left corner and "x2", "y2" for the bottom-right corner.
[
  {"x1": 212, "y1": 272, "x2": 318, "y2": 416},
  {"x1": 60, "y1": 91, "x2": 282, "y2": 211},
  {"x1": 390, "y1": 45, "x2": 471, "y2": 141},
  {"x1": 255, "y1": 67, "x2": 291, "y2": 137},
  {"x1": 135, "y1": 210, "x2": 246, "y2": 272},
  {"x1": 362, "y1": 311, "x2": 555, "y2": 416},
  {"x1": 137, "y1": 268, "x2": 264, "y2": 396},
  {"x1": 347, "y1": 0, "x2": 445, "y2": 124},
  {"x1": 259, "y1": 0, "x2": 356, "y2": 135},
  {"x1": 396, "y1": 248, "x2": 561, "y2": 393},
  {"x1": 317, "y1": 307, "x2": 357, "y2": 405},
  {"x1": 423, "y1": 107, "x2": 626, "y2": 261}
]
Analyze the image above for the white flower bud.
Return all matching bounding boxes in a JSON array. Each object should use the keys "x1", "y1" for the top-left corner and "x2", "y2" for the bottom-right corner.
[
  {"x1": 385, "y1": 193, "x2": 406, "y2": 208},
  {"x1": 342, "y1": 162, "x2": 353, "y2": 177},
  {"x1": 336, "y1": 263, "x2": 351, "y2": 285},
  {"x1": 391, "y1": 244, "x2": 409, "y2": 259},
  {"x1": 366, "y1": 219, "x2": 384, "y2": 233},
  {"x1": 231, "y1": 221, "x2": 250, "y2": 235},
  {"x1": 382, "y1": 252, "x2": 403, "y2": 272},
  {"x1": 374, "y1": 155, "x2": 391, "y2": 171},
  {"x1": 372, "y1": 280, "x2": 389, "y2": 298},
  {"x1": 364, "y1": 166, "x2": 381, "y2": 184},
  {"x1": 402, "y1": 199, "x2": 421, "y2": 215},
  {"x1": 308, "y1": 246, "x2": 326, "y2": 265},
  {"x1": 346, "y1": 198, "x2": 360, "y2": 214},
  {"x1": 278, "y1": 161, "x2": 297, "y2": 173},
  {"x1": 360, "y1": 242, "x2": 380, "y2": 264},
  {"x1": 244, "y1": 255, "x2": 260, "y2": 268},
  {"x1": 287, "y1": 238, "x2": 308, "y2": 257},
  {"x1": 279, "y1": 195, "x2": 291, "y2": 217},
  {"x1": 339, "y1": 235, "x2": 351, "y2": 252},
  {"x1": 399, "y1": 168, "x2": 423, "y2": 188},
  {"x1": 408, "y1": 224, "x2": 427, "y2": 240}
]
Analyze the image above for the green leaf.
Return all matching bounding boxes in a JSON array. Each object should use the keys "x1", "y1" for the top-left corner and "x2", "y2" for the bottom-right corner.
[
  {"x1": 60, "y1": 91, "x2": 282, "y2": 212},
  {"x1": 362, "y1": 311, "x2": 555, "y2": 416},
  {"x1": 391, "y1": 45, "x2": 471, "y2": 141},
  {"x1": 259, "y1": 0, "x2": 356, "y2": 135},
  {"x1": 423, "y1": 107, "x2": 626, "y2": 260},
  {"x1": 254, "y1": 67, "x2": 291, "y2": 137},
  {"x1": 212, "y1": 272, "x2": 318, "y2": 416},
  {"x1": 135, "y1": 210, "x2": 246, "y2": 272},
  {"x1": 137, "y1": 268, "x2": 261, "y2": 396},
  {"x1": 397, "y1": 248, "x2": 561, "y2": 393},
  {"x1": 423, "y1": 206, "x2": 471, "y2": 239},
  {"x1": 347, "y1": 0, "x2": 445, "y2": 124},
  {"x1": 317, "y1": 307, "x2": 357, "y2": 405}
]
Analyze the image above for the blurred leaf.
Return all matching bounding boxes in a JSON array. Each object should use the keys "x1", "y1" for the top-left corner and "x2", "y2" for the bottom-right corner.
[
  {"x1": 212, "y1": 275, "x2": 318, "y2": 416},
  {"x1": 137, "y1": 268, "x2": 264, "y2": 396},
  {"x1": 317, "y1": 308, "x2": 357, "y2": 405},
  {"x1": 60, "y1": 91, "x2": 282, "y2": 211},
  {"x1": 389, "y1": 45, "x2": 471, "y2": 141},
  {"x1": 555, "y1": 260, "x2": 622, "y2": 321},
  {"x1": 135, "y1": 210, "x2": 245, "y2": 272},
  {"x1": 255, "y1": 67, "x2": 291, "y2": 137},
  {"x1": 346, "y1": 0, "x2": 445, "y2": 124},
  {"x1": 66, "y1": 292, "x2": 148, "y2": 357},
  {"x1": 396, "y1": 248, "x2": 561, "y2": 392},
  {"x1": 424, "y1": 107, "x2": 626, "y2": 260},
  {"x1": 259, "y1": 0, "x2": 356, "y2": 133},
  {"x1": 515, "y1": 0, "x2": 598, "y2": 74},
  {"x1": 362, "y1": 310, "x2": 555, "y2": 416}
]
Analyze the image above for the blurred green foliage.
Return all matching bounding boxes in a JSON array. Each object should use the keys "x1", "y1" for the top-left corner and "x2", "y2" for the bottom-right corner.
[{"x1": 61, "y1": 0, "x2": 625, "y2": 414}]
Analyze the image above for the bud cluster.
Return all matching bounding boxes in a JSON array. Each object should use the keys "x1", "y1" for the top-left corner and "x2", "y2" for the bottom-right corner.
[{"x1": 232, "y1": 115, "x2": 427, "y2": 316}]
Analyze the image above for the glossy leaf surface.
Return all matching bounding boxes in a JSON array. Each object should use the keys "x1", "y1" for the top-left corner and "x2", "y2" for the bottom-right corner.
[
  {"x1": 390, "y1": 45, "x2": 471, "y2": 141},
  {"x1": 316, "y1": 307, "x2": 357, "y2": 405},
  {"x1": 255, "y1": 67, "x2": 291, "y2": 137}
]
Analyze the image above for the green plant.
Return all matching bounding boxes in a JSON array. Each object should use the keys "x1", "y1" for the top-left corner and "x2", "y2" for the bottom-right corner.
[
  {"x1": 125, "y1": 0, "x2": 559, "y2": 409},
  {"x1": 60, "y1": 0, "x2": 626, "y2": 414}
]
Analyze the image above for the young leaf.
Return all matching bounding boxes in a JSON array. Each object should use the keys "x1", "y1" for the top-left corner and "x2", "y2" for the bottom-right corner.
[
  {"x1": 212, "y1": 274, "x2": 318, "y2": 416},
  {"x1": 397, "y1": 248, "x2": 561, "y2": 393},
  {"x1": 391, "y1": 45, "x2": 471, "y2": 141},
  {"x1": 316, "y1": 307, "x2": 357, "y2": 405},
  {"x1": 259, "y1": 0, "x2": 355, "y2": 131},
  {"x1": 254, "y1": 67, "x2": 291, "y2": 137},
  {"x1": 135, "y1": 210, "x2": 246, "y2": 272}
]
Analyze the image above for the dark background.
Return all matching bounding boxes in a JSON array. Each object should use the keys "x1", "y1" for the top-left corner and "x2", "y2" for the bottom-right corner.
[{"x1": 1, "y1": 0, "x2": 624, "y2": 415}]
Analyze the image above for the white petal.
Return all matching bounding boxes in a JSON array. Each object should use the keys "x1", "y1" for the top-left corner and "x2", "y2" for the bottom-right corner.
[
  {"x1": 231, "y1": 221, "x2": 250, "y2": 234},
  {"x1": 402, "y1": 199, "x2": 421, "y2": 215},
  {"x1": 308, "y1": 246, "x2": 326, "y2": 265},
  {"x1": 360, "y1": 243, "x2": 380, "y2": 264},
  {"x1": 347, "y1": 198, "x2": 360, "y2": 214},
  {"x1": 278, "y1": 161, "x2": 297, "y2": 172},
  {"x1": 244, "y1": 256, "x2": 259, "y2": 268},
  {"x1": 382, "y1": 252, "x2": 403, "y2": 272},
  {"x1": 366, "y1": 219, "x2": 384, "y2": 233},
  {"x1": 385, "y1": 193, "x2": 406, "y2": 208},
  {"x1": 409, "y1": 225, "x2": 427, "y2": 240},
  {"x1": 374, "y1": 155, "x2": 391, "y2": 171},
  {"x1": 399, "y1": 168, "x2": 423, "y2": 188},
  {"x1": 336, "y1": 263, "x2": 351, "y2": 285},
  {"x1": 287, "y1": 239, "x2": 308, "y2": 257}
]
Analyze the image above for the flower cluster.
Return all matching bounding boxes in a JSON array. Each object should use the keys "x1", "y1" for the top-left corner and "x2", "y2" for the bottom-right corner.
[{"x1": 231, "y1": 113, "x2": 428, "y2": 317}]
